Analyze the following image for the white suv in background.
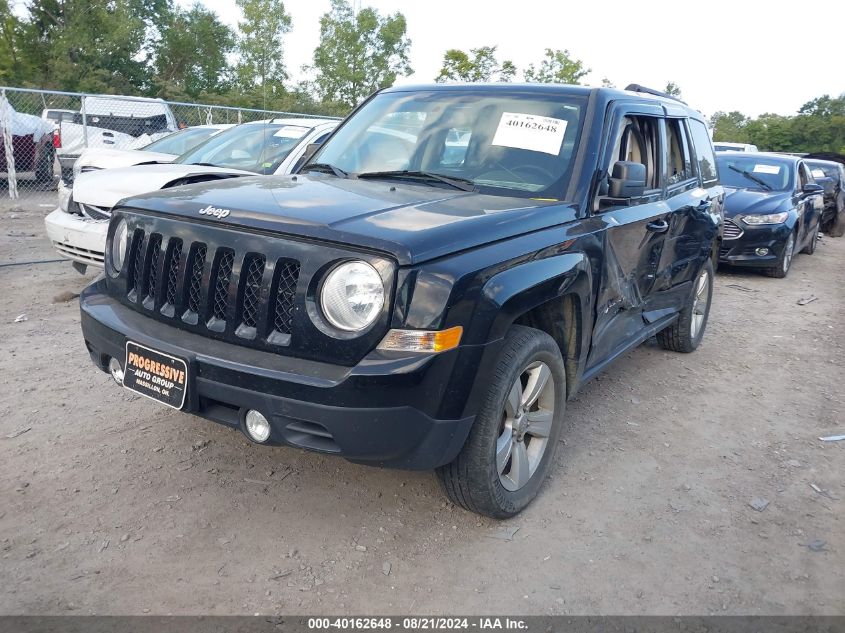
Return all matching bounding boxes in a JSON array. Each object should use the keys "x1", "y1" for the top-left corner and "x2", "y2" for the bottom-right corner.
[{"x1": 713, "y1": 142, "x2": 759, "y2": 152}]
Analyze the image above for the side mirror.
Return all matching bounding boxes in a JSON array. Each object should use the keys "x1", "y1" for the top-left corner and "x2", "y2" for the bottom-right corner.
[
  {"x1": 802, "y1": 183, "x2": 824, "y2": 196},
  {"x1": 609, "y1": 161, "x2": 646, "y2": 198},
  {"x1": 293, "y1": 142, "x2": 323, "y2": 174}
]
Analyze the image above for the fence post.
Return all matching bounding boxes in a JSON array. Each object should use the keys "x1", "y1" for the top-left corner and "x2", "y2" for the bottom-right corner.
[
  {"x1": 0, "y1": 90, "x2": 18, "y2": 199},
  {"x1": 81, "y1": 94, "x2": 88, "y2": 148}
]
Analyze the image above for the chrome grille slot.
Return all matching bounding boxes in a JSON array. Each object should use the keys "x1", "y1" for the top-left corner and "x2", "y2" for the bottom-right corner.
[
  {"x1": 141, "y1": 234, "x2": 162, "y2": 310},
  {"x1": 269, "y1": 259, "x2": 300, "y2": 345},
  {"x1": 723, "y1": 219, "x2": 743, "y2": 240},
  {"x1": 182, "y1": 243, "x2": 207, "y2": 324},
  {"x1": 127, "y1": 230, "x2": 145, "y2": 301},
  {"x1": 161, "y1": 239, "x2": 182, "y2": 317},
  {"x1": 207, "y1": 249, "x2": 234, "y2": 332},
  {"x1": 235, "y1": 254, "x2": 266, "y2": 339}
]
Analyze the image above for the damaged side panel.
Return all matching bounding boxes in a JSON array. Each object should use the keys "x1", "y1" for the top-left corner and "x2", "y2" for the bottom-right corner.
[{"x1": 588, "y1": 199, "x2": 675, "y2": 367}]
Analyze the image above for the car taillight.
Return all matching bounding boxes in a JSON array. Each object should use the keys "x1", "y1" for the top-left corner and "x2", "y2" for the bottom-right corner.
[{"x1": 52, "y1": 130, "x2": 61, "y2": 149}]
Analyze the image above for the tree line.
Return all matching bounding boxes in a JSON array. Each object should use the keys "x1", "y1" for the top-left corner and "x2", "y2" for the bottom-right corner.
[
  {"x1": 3, "y1": 0, "x2": 839, "y2": 155},
  {"x1": 712, "y1": 95, "x2": 845, "y2": 154},
  {"x1": 0, "y1": 0, "x2": 604, "y2": 116}
]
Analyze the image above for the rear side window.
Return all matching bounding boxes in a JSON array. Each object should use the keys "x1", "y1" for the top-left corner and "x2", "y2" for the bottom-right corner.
[
  {"x1": 688, "y1": 120, "x2": 718, "y2": 185},
  {"x1": 666, "y1": 119, "x2": 694, "y2": 185}
]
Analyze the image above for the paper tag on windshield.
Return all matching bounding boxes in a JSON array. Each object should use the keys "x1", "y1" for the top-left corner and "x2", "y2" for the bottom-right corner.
[
  {"x1": 492, "y1": 112, "x2": 567, "y2": 155},
  {"x1": 274, "y1": 126, "x2": 307, "y2": 139},
  {"x1": 752, "y1": 164, "x2": 780, "y2": 174}
]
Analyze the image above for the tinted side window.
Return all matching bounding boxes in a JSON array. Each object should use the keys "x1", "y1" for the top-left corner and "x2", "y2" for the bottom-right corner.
[
  {"x1": 688, "y1": 120, "x2": 718, "y2": 185},
  {"x1": 611, "y1": 115, "x2": 661, "y2": 190},
  {"x1": 798, "y1": 163, "x2": 810, "y2": 188},
  {"x1": 666, "y1": 118, "x2": 694, "y2": 185}
]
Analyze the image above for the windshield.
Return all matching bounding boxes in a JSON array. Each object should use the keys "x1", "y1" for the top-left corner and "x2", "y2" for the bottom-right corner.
[
  {"x1": 310, "y1": 89, "x2": 586, "y2": 198},
  {"x1": 143, "y1": 127, "x2": 223, "y2": 156},
  {"x1": 716, "y1": 155, "x2": 793, "y2": 191},
  {"x1": 714, "y1": 144, "x2": 743, "y2": 152},
  {"x1": 175, "y1": 123, "x2": 311, "y2": 173},
  {"x1": 807, "y1": 162, "x2": 840, "y2": 179}
]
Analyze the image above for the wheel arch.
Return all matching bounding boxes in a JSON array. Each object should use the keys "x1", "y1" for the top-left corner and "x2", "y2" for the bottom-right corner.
[{"x1": 476, "y1": 251, "x2": 593, "y2": 398}]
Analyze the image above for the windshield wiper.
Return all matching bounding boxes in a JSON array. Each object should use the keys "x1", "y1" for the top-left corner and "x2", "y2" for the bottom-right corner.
[
  {"x1": 301, "y1": 162, "x2": 349, "y2": 179},
  {"x1": 357, "y1": 170, "x2": 476, "y2": 192},
  {"x1": 728, "y1": 165, "x2": 772, "y2": 191}
]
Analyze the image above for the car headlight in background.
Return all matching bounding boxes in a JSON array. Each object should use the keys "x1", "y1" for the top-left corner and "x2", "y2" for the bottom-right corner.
[
  {"x1": 111, "y1": 218, "x2": 129, "y2": 272},
  {"x1": 320, "y1": 260, "x2": 384, "y2": 332},
  {"x1": 742, "y1": 212, "x2": 788, "y2": 225}
]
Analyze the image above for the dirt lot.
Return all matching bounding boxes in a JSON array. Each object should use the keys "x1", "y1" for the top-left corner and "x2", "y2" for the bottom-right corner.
[{"x1": 1, "y1": 195, "x2": 843, "y2": 616}]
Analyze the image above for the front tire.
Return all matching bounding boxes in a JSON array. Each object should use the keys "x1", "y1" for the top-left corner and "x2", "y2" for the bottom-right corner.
[
  {"x1": 656, "y1": 259, "x2": 714, "y2": 353},
  {"x1": 801, "y1": 223, "x2": 819, "y2": 255},
  {"x1": 829, "y1": 199, "x2": 845, "y2": 237},
  {"x1": 437, "y1": 325, "x2": 566, "y2": 519},
  {"x1": 762, "y1": 230, "x2": 795, "y2": 278}
]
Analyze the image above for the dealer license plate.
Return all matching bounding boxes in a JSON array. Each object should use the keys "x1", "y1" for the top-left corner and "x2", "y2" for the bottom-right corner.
[{"x1": 123, "y1": 341, "x2": 188, "y2": 410}]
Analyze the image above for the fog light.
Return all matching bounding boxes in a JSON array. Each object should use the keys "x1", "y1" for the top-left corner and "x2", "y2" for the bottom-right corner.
[
  {"x1": 108, "y1": 357, "x2": 124, "y2": 385},
  {"x1": 244, "y1": 410, "x2": 271, "y2": 443},
  {"x1": 755, "y1": 247, "x2": 769, "y2": 256}
]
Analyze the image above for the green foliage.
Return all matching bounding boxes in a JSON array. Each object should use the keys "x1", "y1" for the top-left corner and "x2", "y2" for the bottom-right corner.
[
  {"x1": 601, "y1": 77, "x2": 615, "y2": 88},
  {"x1": 712, "y1": 95, "x2": 845, "y2": 154},
  {"x1": 523, "y1": 49, "x2": 589, "y2": 85},
  {"x1": 234, "y1": 0, "x2": 292, "y2": 102},
  {"x1": 711, "y1": 111, "x2": 750, "y2": 143},
  {"x1": 310, "y1": 0, "x2": 412, "y2": 110},
  {"x1": 152, "y1": 2, "x2": 235, "y2": 100},
  {"x1": 435, "y1": 46, "x2": 516, "y2": 83},
  {"x1": 664, "y1": 81, "x2": 682, "y2": 98},
  {"x1": 16, "y1": 0, "x2": 156, "y2": 93}
]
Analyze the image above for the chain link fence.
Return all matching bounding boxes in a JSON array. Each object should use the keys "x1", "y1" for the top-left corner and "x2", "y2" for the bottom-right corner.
[{"x1": 0, "y1": 86, "x2": 340, "y2": 203}]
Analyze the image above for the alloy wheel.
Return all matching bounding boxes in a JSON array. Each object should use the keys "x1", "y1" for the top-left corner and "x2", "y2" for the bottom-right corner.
[
  {"x1": 783, "y1": 233, "x2": 795, "y2": 274},
  {"x1": 496, "y1": 361, "x2": 556, "y2": 491},
  {"x1": 690, "y1": 268, "x2": 710, "y2": 339}
]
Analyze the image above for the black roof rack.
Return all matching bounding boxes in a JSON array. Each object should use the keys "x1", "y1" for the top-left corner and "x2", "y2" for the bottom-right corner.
[{"x1": 624, "y1": 84, "x2": 687, "y2": 106}]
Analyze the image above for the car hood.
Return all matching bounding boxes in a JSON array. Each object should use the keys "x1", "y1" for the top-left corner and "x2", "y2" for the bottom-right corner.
[
  {"x1": 72, "y1": 163, "x2": 255, "y2": 209},
  {"x1": 75, "y1": 148, "x2": 177, "y2": 171},
  {"x1": 723, "y1": 186, "x2": 793, "y2": 218},
  {"x1": 121, "y1": 174, "x2": 578, "y2": 265}
]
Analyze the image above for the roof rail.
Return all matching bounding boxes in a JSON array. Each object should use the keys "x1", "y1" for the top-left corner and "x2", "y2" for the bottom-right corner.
[{"x1": 624, "y1": 84, "x2": 687, "y2": 106}]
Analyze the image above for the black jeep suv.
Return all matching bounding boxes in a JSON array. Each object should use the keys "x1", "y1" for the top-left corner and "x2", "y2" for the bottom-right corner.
[{"x1": 80, "y1": 83, "x2": 723, "y2": 518}]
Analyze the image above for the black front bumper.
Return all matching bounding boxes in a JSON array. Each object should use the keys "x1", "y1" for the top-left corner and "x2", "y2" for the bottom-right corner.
[
  {"x1": 719, "y1": 223, "x2": 792, "y2": 268},
  {"x1": 80, "y1": 281, "x2": 485, "y2": 470}
]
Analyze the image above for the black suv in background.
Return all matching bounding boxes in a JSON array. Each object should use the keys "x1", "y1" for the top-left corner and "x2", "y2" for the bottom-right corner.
[
  {"x1": 805, "y1": 156, "x2": 845, "y2": 237},
  {"x1": 80, "y1": 83, "x2": 723, "y2": 518}
]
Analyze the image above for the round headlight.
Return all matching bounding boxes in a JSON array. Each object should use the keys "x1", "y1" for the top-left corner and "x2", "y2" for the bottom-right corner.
[
  {"x1": 320, "y1": 261, "x2": 384, "y2": 332},
  {"x1": 111, "y1": 218, "x2": 128, "y2": 272}
]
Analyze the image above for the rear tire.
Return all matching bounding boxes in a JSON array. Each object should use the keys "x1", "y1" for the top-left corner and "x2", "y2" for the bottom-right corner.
[
  {"x1": 762, "y1": 230, "x2": 795, "y2": 278},
  {"x1": 657, "y1": 259, "x2": 714, "y2": 353},
  {"x1": 830, "y1": 199, "x2": 845, "y2": 237},
  {"x1": 437, "y1": 325, "x2": 566, "y2": 519},
  {"x1": 801, "y1": 224, "x2": 819, "y2": 255}
]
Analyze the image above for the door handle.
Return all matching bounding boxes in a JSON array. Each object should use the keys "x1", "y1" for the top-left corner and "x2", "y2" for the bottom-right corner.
[{"x1": 646, "y1": 220, "x2": 669, "y2": 233}]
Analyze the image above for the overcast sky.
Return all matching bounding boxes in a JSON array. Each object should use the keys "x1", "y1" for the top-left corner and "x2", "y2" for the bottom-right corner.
[{"x1": 193, "y1": 0, "x2": 843, "y2": 118}]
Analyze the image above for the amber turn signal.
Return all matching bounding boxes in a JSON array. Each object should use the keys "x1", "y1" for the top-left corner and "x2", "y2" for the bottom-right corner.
[{"x1": 377, "y1": 326, "x2": 463, "y2": 353}]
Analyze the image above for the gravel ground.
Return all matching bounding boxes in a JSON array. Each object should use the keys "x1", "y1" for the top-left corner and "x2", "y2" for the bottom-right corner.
[{"x1": 1, "y1": 195, "x2": 843, "y2": 615}]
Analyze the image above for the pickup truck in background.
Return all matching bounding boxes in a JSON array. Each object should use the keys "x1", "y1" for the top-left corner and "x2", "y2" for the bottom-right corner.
[{"x1": 54, "y1": 95, "x2": 178, "y2": 184}]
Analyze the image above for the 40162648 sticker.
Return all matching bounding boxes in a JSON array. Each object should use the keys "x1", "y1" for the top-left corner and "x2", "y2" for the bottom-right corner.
[{"x1": 491, "y1": 112, "x2": 568, "y2": 156}]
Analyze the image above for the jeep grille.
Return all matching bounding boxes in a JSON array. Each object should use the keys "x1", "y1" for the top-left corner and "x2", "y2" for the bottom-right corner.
[{"x1": 125, "y1": 230, "x2": 300, "y2": 346}]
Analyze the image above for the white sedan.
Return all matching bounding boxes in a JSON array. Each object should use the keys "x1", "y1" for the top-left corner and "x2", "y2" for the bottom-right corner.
[
  {"x1": 45, "y1": 118, "x2": 338, "y2": 272},
  {"x1": 66, "y1": 123, "x2": 233, "y2": 185}
]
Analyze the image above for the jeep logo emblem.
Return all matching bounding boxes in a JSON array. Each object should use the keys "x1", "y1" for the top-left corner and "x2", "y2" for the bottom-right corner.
[{"x1": 198, "y1": 205, "x2": 231, "y2": 219}]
